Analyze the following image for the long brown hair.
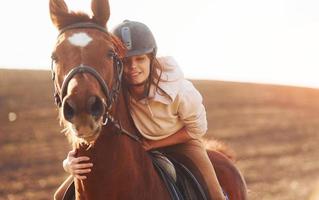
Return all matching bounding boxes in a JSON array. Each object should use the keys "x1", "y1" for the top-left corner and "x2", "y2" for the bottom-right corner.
[
  {"x1": 123, "y1": 53, "x2": 169, "y2": 99},
  {"x1": 147, "y1": 53, "x2": 167, "y2": 97}
]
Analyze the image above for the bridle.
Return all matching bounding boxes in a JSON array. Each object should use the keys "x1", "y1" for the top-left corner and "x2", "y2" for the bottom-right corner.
[
  {"x1": 51, "y1": 22, "x2": 122, "y2": 110},
  {"x1": 50, "y1": 22, "x2": 141, "y2": 142}
]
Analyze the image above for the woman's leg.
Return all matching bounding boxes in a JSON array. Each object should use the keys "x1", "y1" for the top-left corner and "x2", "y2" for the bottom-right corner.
[
  {"x1": 161, "y1": 139, "x2": 226, "y2": 200},
  {"x1": 54, "y1": 175, "x2": 73, "y2": 200}
]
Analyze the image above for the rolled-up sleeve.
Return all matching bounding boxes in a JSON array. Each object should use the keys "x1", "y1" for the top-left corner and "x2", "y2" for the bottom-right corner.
[{"x1": 177, "y1": 80, "x2": 208, "y2": 139}]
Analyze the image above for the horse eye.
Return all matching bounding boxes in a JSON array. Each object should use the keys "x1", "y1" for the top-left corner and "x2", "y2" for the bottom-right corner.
[
  {"x1": 107, "y1": 51, "x2": 115, "y2": 59},
  {"x1": 51, "y1": 53, "x2": 58, "y2": 63}
]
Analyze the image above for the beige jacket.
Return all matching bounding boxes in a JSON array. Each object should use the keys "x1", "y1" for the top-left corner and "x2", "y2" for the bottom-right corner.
[{"x1": 129, "y1": 57, "x2": 207, "y2": 140}]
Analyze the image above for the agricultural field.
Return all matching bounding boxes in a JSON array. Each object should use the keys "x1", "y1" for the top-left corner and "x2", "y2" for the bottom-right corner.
[{"x1": 1, "y1": 69, "x2": 319, "y2": 200}]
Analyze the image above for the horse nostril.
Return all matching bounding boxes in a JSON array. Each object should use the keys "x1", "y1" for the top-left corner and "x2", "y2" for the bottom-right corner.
[
  {"x1": 88, "y1": 96, "x2": 105, "y2": 119},
  {"x1": 63, "y1": 99, "x2": 75, "y2": 122}
]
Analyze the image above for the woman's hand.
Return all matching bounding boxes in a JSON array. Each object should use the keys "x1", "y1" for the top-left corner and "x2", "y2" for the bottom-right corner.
[{"x1": 63, "y1": 149, "x2": 93, "y2": 180}]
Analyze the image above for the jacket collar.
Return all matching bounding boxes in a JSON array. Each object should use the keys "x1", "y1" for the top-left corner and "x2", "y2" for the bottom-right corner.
[{"x1": 135, "y1": 56, "x2": 184, "y2": 105}]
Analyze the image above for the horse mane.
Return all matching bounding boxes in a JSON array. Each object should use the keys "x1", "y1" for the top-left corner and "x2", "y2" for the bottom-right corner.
[{"x1": 110, "y1": 34, "x2": 126, "y2": 58}]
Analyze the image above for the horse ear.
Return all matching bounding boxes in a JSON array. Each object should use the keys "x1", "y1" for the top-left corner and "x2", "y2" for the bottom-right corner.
[
  {"x1": 49, "y1": 0, "x2": 70, "y2": 30},
  {"x1": 91, "y1": 0, "x2": 110, "y2": 27}
]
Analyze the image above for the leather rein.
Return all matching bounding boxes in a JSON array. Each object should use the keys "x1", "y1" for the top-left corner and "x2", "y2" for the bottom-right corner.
[{"x1": 50, "y1": 22, "x2": 141, "y2": 143}]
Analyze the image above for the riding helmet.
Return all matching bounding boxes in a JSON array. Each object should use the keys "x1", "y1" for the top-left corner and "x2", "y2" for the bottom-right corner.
[{"x1": 112, "y1": 20, "x2": 157, "y2": 57}]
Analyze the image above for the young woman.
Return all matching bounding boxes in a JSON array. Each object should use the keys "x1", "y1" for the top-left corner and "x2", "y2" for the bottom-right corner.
[{"x1": 60, "y1": 20, "x2": 226, "y2": 200}]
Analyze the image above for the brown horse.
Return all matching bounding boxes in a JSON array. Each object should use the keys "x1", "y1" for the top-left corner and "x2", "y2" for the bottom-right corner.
[{"x1": 49, "y1": 0, "x2": 248, "y2": 199}]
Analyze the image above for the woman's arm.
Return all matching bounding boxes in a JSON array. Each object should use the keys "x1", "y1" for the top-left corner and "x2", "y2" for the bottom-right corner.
[
  {"x1": 63, "y1": 149, "x2": 93, "y2": 180},
  {"x1": 142, "y1": 127, "x2": 192, "y2": 151},
  {"x1": 177, "y1": 80, "x2": 208, "y2": 139}
]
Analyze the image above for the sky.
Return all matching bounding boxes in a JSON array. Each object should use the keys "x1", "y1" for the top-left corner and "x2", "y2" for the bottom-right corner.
[{"x1": 0, "y1": 0, "x2": 319, "y2": 88}]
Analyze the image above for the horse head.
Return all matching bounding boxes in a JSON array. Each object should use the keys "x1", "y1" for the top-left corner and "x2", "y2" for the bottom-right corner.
[{"x1": 49, "y1": 0, "x2": 125, "y2": 144}]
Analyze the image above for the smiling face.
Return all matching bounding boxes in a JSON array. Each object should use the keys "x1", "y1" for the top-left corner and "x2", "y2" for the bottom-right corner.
[{"x1": 123, "y1": 54, "x2": 151, "y2": 86}]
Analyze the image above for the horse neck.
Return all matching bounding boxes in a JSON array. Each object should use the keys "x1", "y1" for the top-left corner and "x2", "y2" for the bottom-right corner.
[
  {"x1": 105, "y1": 89, "x2": 153, "y2": 172},
  {"x1": 112, "y1": 88, "x2": 137, "y2": 136},
  {"x1": 74, "y1": 89, "x2": 169, "y2": 199}
]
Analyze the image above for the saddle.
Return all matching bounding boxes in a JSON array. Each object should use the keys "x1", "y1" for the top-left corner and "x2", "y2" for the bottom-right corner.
[
  {"x1": 60, "y1": 151, "x2": 208, "y2": 200},
  {"x1": 151, "y1": 151, "x2": 207, "y2": 200}
]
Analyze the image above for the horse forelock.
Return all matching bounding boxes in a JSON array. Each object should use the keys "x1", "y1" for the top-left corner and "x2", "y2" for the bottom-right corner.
[
  {"x1": 55, "y1": 11, "x2": 96, "y2": 31},
  {"x1": 50, "y1": 0, "x2": 110, "y2": 31}
]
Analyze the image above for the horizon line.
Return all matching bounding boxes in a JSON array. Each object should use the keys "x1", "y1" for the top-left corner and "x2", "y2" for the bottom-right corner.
[{"x1": 1, "y1": 66, "x2": 318, "y2": 90}]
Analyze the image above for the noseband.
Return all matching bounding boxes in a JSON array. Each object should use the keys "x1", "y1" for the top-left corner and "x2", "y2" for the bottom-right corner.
[
  {"x1": 50, "y1": 22, "x2": 141, "y2": 142},
  {"x1": 51, "y1": 22, "x2": 123, "y2": 120}
]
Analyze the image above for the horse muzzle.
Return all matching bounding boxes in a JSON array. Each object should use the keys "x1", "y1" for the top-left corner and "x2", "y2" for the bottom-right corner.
[
  {"x1": 63, "y1": 95, "x2": 106, "y2": 122},
  {"x1": 62, "y1": 95, "x2": 106, "y2": 143}
]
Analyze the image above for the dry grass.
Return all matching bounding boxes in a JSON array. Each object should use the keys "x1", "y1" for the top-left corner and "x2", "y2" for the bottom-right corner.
[{"x1": 1, "y1": 69, "x2": 319, "y2": 200}]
